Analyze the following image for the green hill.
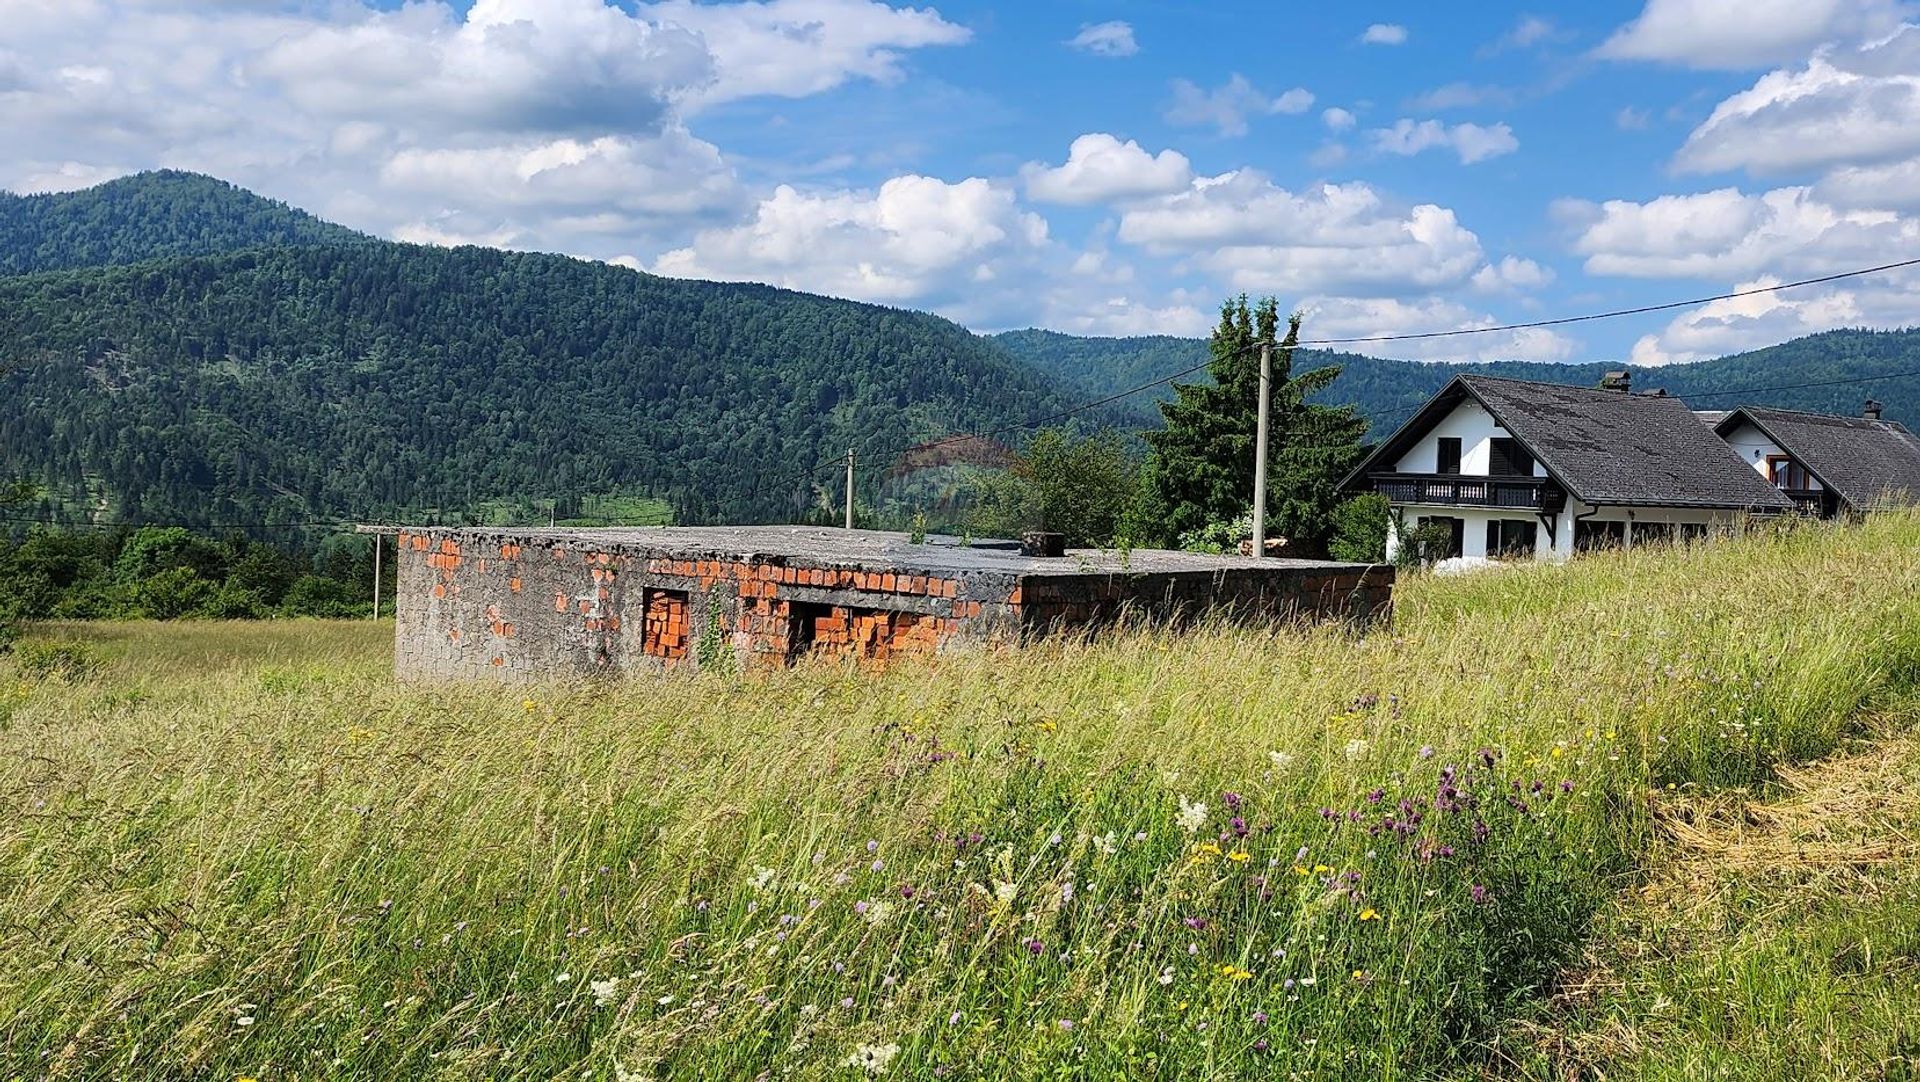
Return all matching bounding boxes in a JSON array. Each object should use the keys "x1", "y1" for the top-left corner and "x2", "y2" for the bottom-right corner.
[
  {"x1": 994, "y1": 327, "x2": 1920, "y2": 434},
  {"x1": 0, "y1": 177, "x2": 1084, "y2": 529},
  {"x1": 0, "y1": 170, "x2": 364, "y2": 276}
]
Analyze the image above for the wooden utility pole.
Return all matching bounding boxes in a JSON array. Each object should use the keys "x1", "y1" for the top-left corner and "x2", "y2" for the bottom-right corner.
[
  {"x1": 1250, "y1": 339, "x2": 1272, "y2": 558},
  {"x1": 370, "y1": 532, "x2": 382, "y2": 620},
  {"x1": 844, "y1": 447, "x2": 856, "y2": 530}
]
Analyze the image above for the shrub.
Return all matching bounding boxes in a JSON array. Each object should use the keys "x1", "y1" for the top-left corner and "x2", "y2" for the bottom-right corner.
[
  {"x1": 279, "y1": 575, "x2": 364, "y2": 618},
  {"x1": 134, "y1": 566, "x2": 216, "y2": 619},
  {"x1": 11, "y1": 638, "x2": 99, "y2": 681},
  {"x1": 1327, "y1": 493, "x2": 1389, "y2": 563},
  {"x1": 1393, "y1": 520, "x2": 1457, "y2": 570}
]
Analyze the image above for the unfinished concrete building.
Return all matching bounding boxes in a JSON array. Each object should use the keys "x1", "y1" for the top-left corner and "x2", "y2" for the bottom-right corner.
[{"x1": 391, "y1": 525, "x2": 1394, "y2": 680}]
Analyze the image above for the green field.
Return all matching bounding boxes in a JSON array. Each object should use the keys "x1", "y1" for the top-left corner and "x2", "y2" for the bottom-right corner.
[{"x1": 4, "y1": 516, "x2": 1920, "y2": 1080}]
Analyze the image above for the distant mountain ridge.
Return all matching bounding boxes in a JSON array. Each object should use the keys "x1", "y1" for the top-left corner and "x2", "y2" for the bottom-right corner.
[
  {"x1": 0, "y1": 170, "x2": 364, "y2": 276},
  {"x1": 0, "y1": 174, "x2": 1082, "y2": 529},
  {"x1": 992, "y1": 327, "x2": 1920, "y2": 433}
]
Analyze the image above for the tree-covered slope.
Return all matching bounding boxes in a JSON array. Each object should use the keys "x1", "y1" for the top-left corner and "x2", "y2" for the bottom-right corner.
[
  {"x1": 0, "y1": 170, "x2": 363, "y2": 276},
  {"x1": 995, "y1": 327, "x2": 1920, "y2": 433},
  {"x1": 0, "y1": 243, "x2": 1082, "y2": 527}
]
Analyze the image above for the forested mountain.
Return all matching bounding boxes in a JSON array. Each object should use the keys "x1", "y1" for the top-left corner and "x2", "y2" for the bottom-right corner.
[
  {"x1": 0, "y1": 171, "x2": 363, "y2": 275},
  {"x1": 0, "y1": 242, "x2": 1081, "y2": 528},
  {"x1": 994, "y1": 327, "x2": 1920, "y2": 434}
]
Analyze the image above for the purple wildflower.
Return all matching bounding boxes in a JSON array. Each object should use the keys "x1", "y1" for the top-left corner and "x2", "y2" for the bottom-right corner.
[{"x1": 1470, "y1": 884, "x2": 1490, "y2": 904}]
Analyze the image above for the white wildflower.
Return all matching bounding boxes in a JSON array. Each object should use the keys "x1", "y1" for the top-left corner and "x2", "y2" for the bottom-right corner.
[
  {"x1": 1176, "y1": 794, "x2": 1208, "y2": 834},
  {"x1": 993, "y1": 880, "x2": 1019, "y2": 906},
  {"x1": 1344, "y1": 738, "x2": 1369, "y2": 762},
  {"x1": 846, "y1": 1041, "x2": 901, "y2": 1075},
  {"x1": 590, "y1": 977, "x2": 621, "y2": 1007},
  {"x1": 555, "y1": 972, "x2": 571, "y2": 983},
  {"x1": 1092, "y1": 831, "x2": 1118, "y2": 856},
  {"x1": 862, "y1": 899, "x2": 895, "y2": 926},
  {"x1": 750, "y1": 865, "x2": 777, "y2": 892},
  {"x1": 1268, "y1": 750, "x2": 1295, "y2": 772}
]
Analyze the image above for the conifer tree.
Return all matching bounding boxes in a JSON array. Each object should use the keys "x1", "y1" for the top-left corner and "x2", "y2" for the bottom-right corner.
[{"x1": 1139, "y1": 297, "x2": 1368, "y2": 553}]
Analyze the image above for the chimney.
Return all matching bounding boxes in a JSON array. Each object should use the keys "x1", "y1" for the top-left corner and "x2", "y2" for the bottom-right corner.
[{"x1": 1864, "y1": 398, "x2": 1884, "y2": 421}]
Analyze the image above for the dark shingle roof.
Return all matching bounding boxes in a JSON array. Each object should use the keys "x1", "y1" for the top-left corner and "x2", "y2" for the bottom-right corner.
[
  {"x1": 1342, "y1": 375, "x2": 1795, "y2": 510},
  {"x1": 1458, "y1": 377, "x2": 1793, "y2": 509},
  {"x1": 1715, "y1": 406, "x2": 1920, "y2": 511}
]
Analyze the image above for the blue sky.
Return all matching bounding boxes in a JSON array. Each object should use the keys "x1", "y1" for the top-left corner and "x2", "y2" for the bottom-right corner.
[{"x1": 7, "y1": 0, "x2": 1920, "y2": 365}]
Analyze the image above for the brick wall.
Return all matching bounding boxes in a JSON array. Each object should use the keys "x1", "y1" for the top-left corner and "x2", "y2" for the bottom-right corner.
[{"x1": 393, "y1": 529, "x2": 1393, "y2": 682}]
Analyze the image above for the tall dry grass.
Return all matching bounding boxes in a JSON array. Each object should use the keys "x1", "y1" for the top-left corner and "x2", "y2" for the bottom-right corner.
[{"x1": 2, "y1": 516, "x2": 1918, "y2": 1079}]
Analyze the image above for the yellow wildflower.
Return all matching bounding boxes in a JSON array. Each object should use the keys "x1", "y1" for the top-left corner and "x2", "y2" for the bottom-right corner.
[
  {"x1": 1036, "y1": 718, "x2": 1057, "y2": 733},
  {"x1": 1358, "y1": 908, "x2": 1381, "y2": 921},
  {"x1": 1293, "y1": 864, "x2": 1311, "y2": 876},
  {"x1": 1226, "y1": 850, "x2": 1250, "y2": 863},
  {"x1": 1312, "y1": 864, "x2": 1333, "y2": 874}
]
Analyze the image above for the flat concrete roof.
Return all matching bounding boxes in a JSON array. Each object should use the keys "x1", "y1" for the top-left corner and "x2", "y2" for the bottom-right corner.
[{"x1": 399, "y1": 524, "x2": 1379, "y2": 577}]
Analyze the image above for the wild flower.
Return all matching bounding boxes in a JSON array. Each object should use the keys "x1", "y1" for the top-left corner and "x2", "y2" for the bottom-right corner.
[
  {"x1": 1176, "y1": 795, "x2": 1208, "y2": 834},
  {"x1": 590, "y1": 977, "x2": 621, "y2": 1007},
  {"x1": 846, "y1": 1042, "x2": 900, "y2": 1075},
  {"x1": 1469, "y1": 884, "x2": 1490, "y2": 904},
  {"x1": 1092, "y1": 831, "x2": 1118, "y2": 855},
  {"x1": 750, "y1": 866, "x2": 776, "y2": 892},
  {"x1": 1358, "y1": 908, "x2": 1381, "y2": 922},
  {"x1": 1268, "y1": 750, "x2": 1295, "y2": 772},
  {"x1": 1344, "y1": 738, "x2": 1369, "y2": 761}
]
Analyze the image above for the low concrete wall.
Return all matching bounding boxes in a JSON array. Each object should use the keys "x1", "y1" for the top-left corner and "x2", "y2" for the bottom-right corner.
[{"x1": 393, "y1": 528, "x2": 1393, "y2": 681}]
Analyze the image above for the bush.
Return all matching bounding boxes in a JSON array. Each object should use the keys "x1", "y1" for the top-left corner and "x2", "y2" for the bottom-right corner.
[
  {"x1": 1328, "y1": 494, "x2": 1389, "y2": 563},
  {"x1": 1394, "y1": 520, "x2": 1458, "y2": 570},
  {"x1": 11, "y1": 638, "x2": 99, "y2": 681},
  {"x1": 279, "y1": 575, "x2": 365, "y2": 618},
  {"x1": 134, "y1": 566, "x2": 217, "y2": 619}
]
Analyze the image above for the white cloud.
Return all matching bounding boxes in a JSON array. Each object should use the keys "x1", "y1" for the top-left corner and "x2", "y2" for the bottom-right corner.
[
  {"x1": 1163, "y1": 75, "x2": 1314, "y2": 136},
  {"x1": 652, "y1": 175, "x2": 1050, "y2": 324},
  {"x1": 1360, "y1": 23, "x2": 1408, "y2": 46},
  {"x1": 0, "y1": 0, "x2": 967, "y2": 265},
  {"x1": 637, "y1": 0, "x2": 970, "y2": 105},
  {"x1": 1471, "y1": 255, "x2": 1556, "y2": 292},
  {"x1": 1115, "y1": 172, "x2": 1490, "y2": 297},
  {"x1": 1066, "y1": 20, "x2": 1137, "y2": 57},
  {"x1": 1674, "y1": 27, "x2": 1920, "y2": 176},
  {"x1": 1567, "y1": 185, "x2": 1920, "y2": 278},
  {"x1": 1598, "y1": 0, "x2": 1912, "y2": 69},
  {"x1": 1322, "y1": 107, "x2": 1356, "y2": 132},
  {"x1": 1627, "y1": 274, "x2": 1912, "y2": 364},
  {"x1": 1616, "y1": 106, "x2": 1651, "y2": 129},
  {"x1": 1300, "y1": 296, "x2": 1577, "y2": 363},
  {"x1": 1021, "y1": 134, "x2": 1192, "y2": 206},
  {"x1": 1408, "y1": 83, "x2": 1517, "y2": 111},
  {"x1": 1369, "y1": 119, "x2": 1519, "y2": 164},
  {"x1": 1484, "y1": 15, "x2": 1560, "y2": 54}
]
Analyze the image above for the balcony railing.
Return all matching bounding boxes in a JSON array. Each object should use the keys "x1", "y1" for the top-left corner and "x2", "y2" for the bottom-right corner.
[
  {"x1": 1779, "y1": 487, "x2": 1826, "y2": 515},
  {"x1": 1370, "y1": 472, "x2": 1563, "y2": 512}
]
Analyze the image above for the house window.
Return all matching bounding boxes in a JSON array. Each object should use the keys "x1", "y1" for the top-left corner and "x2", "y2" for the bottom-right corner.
[
  {"x1": 1575, "y1": 520, "x2": 1626, "y2": 552},
  {"x1": 1436, "y1": 437, "x2": 1462, "y2": 475},
  {"x1": 1484, "y1": 519, "x2": 1538, "y2": 558},
  {"x1": 1489, "y1": 438, "x2": 1535, "y2": 477},
  {"x1": 1422, "y1": 516, "x2": 1465, "y2": 559},
  {"x1": 1765, "y1": 455, "x2": 1811, "y2": 490},
  {"x1": 1632, "y1": 522, "x2": 1676, "y2": 547}
]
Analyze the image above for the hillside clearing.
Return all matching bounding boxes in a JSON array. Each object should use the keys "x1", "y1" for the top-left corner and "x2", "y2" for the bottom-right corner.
[{"x1": 2, "y1": 516, "x2": 1919, "y2": 1079}]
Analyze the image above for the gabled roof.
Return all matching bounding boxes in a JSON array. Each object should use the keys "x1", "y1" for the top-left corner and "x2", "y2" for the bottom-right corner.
[
  {"x1": 1714, "y1": 406, "x2": 1920, "y2": 511},
  {"x1": 1344, "y1": 374, "x2": 1796, "y2": 511}
]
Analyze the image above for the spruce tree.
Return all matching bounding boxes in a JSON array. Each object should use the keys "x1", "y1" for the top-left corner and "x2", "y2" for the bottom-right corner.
[{"x1": 1140, "y1": 297, "x2": 1368, "y2": 554}]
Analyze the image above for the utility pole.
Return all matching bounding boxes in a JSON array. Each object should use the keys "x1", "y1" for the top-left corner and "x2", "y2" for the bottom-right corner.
[
  {"x1": 844, "y1": 446, "x2": 856, "y2": 530},
  {"x1": 370, "y1": 532, "x2": 382, "y2": 620},
  {"x1": 1250, "y1": 338, "x2": 1272, "y2": 558}
]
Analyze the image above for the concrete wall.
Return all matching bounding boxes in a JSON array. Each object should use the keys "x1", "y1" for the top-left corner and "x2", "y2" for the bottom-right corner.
[{"x1": 394, "y1": 529, "x2": 1395, "y2": 682}]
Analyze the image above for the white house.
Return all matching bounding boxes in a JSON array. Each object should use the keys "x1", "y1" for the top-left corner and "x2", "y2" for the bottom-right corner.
[
  {"x1": 1341, "y1": 373, "x2": 1795, "y2": 566},
  {"x1": 1712, "y1": 401, "x2": 1920, "y2": 517}
]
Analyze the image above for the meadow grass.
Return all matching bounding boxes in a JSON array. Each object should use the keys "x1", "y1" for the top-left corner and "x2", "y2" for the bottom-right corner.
[{"x1": 2, "y1": 515, "x2": 1919, "y2": 1080}]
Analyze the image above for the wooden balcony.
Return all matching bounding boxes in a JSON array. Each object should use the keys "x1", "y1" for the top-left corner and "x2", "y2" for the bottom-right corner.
[
  {"x1": 1779, "y1": 488, "x2": 1828, "y2": 515},
  {"x1": 1370, "y1": 472, "x2": 1564, "y2": 512}
]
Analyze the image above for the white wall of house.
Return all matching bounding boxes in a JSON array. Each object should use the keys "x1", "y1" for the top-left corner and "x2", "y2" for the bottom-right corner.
[
  {"x1": 1386, "y1": 502, "x2": 1754, "y2": 564},
  {"x1": 1392, "y1": 400, "x2": 1549, "y2": 477},
  {"x1": 1720, "y1": 421, "x2": 1822, "y2": 490}
]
